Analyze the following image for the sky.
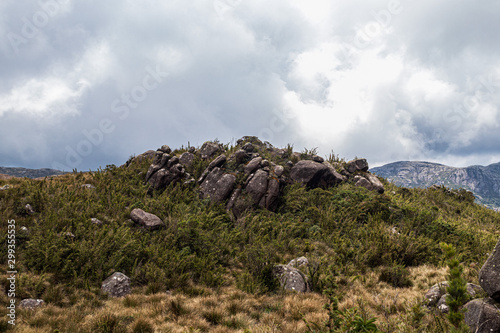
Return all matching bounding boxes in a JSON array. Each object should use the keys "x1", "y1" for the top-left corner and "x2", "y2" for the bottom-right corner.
[{"x1": 1, "y1": 0, "x2": 500, "y2": 171}]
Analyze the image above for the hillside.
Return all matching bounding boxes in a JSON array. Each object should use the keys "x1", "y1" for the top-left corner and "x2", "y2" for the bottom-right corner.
[
  {"x1": 0, "y1": 167, "x2": 67, "y2": 179},
  {"x1": 371, "y1": 161, "x2": 500, "y2": 210},
  {"x1": 1, "y1": 137, "x2": 500, "y2": 332}
]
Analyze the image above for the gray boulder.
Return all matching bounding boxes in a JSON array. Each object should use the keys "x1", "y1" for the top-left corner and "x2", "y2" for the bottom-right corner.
[
  {"x1": 101, "y1": 272, "x2": 131, "y2": 297},
  {"x1": 91, "y1": 218, "x2": 103, "y2": 226},
  {"x1": 354, "y1": 175, "x2": 384, "y2": 193},
  {"x1": 200, "y1": 142, "x2": 223, "y2": 159},
  {"x1": 436, "y1": 294, "x2": 449, "y2": 313},
  {"x1": 19, "y1": 299, "x2": 45, "y2": 309},
  {"x1": 290, "y1": 160, "x2": 343, "y2": 189},
  {"x1": 464, "y1": 298, "x2": 500, "y2": 333},
  {"x1": 424, "y1": 281, "x2": 449, "y2": 307},
  {"x1": 346, "y1": 158, "x2": 369, "y2": 173},
  {"x1": 179, "y1": 152, "x2": 195, "y2": 167},
  {"x1": 200, "y1": 168, "x2": 236, "y2": 203},
  {"x1": 159, "y1": 145, "x2": 172, "y2": 154},
  {"x1": 130, "y1": 208, "x2": 164, "y2": 230},
  {"x1": 479, "y1": 238, "x2": 500, "y2": 301},
  {"x1": 246, "y1": 169, "x2": 269, "y2": 204},
  {"x1": 273, "y1": 265, "x2": 309, "y2": 292},
  {"x1": 233, "y1": 149, "x2": 249, "y2": 164},
  {"x1": 244, "y1": 157, "x2": 263, "y2": 175}
]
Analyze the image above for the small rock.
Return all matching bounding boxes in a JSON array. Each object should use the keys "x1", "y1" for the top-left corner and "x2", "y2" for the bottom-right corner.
[
  {"x1": 261, "y1": 159, "x2": 270, "y2": 168},
  {"x1": 19, "y1": 299, "x2": 45, "y2": 309},
  {"x1": 81, "y1": 184, "x2": 95, "y2": 189},
  {"x1": 274, "y1": 165, "x2": 284, "y2": 177},
  {"x1": 346, "y1": 158, "x2": 369, "y2": 173},
  {"x1": 130, "y1": 208, "x2": 165, "y2": 230},
  {"x1": 59, "y1": 232, "x2": 75, "y2": 239},
  {"x1": 25, "y1": 204, "x2": 35, "y2": 215},
  {"x1": 0, "y1": 185, "x2": 10, "y2": 190},
  {"x1": 288, "y1": 257, "x2": 309, "y2": 269},
  {"x1": 101, "y1": 272, "x2": 131, "y2": 297},
  {"x1": 437, "y1": 294, "x2": 449, "y2": 313},
  {"x1": 91, "y1": 218, "x2": 103, "y2": 226}
]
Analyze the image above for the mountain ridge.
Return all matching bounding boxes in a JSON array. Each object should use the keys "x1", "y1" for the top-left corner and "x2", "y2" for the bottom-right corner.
[{"x1": 371, "y1": 160, "x2": 500, "y2": 210}]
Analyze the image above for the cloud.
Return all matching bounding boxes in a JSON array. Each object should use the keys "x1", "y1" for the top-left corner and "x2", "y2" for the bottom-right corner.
[{"x1": 0, "y1": 0, "x2": 500, "y2": 170}]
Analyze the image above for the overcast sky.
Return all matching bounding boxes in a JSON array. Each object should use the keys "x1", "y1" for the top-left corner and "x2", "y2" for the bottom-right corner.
[{"x1": 1, "y1": 0, "x2": 500, "y2": 170}]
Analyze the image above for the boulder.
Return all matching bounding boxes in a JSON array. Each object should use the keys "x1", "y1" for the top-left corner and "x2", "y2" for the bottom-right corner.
[
  {"x1": 365, "y1": 174, "x2": 385, "y2": 193},
  {"x1": 436, "y1": 294, "x2": 449, "y2": 313},
  {"x1": 233, "y1": 149, "x2": 249, "y2": 164},
  {"x1": 424, "y1": 282, "x2": 449, "y2": 306},
  {"x1": 200, "y1": 168, "x2": 236, "y2": 203},
  {"x1": 19, "y1": 299, "x2": 45, "y2": 309},
  {"x1": 200, "y1": 142, "x2": 222, "y2": 159},
  {"x1": 159, "y1": 145, "x2": 172, "y2": 154},
  {"x1": 273, "y1": 265, "x2": 308, "y2": 292},
  {"x1": 260, "y1": 177, "x2": 280, "y2": 211},
  {"x1": 274, "y1": 165, "x2": 284, "y2": 177},
  {"x1": 0, "y1": 185, "x2": 11, "y2": 190},
  {"x1": 464, "y1": 298, "x2": 500, "y2": 333},
  {"x1": 101, "y1": 272, "x2": 131, "y2": 297},
  {"x1": 290, "y1": 160, "x2": 343, "y2": 189},
  {"x1": 246, "y1": 169, "x2": 269, "y2": 204},
  {"x1": 130, "y1": 208, "x2": 164, "y2": 230},
  {"x1": 81, "y1": 184, "x2": 96, "y2": 189},
  {"x1": 479, "y1": 238, "x2": 500, "y2": 301},
  {"x1": 346, "y1": 158, "x2": 369, "y2": 173},
  {"x1": 241, "y1": 142, "x2": 254, "y2": 152},
  {"x1": 244, "y1": 157, "x2": 263, "y2": 175},
  {"x1": 148, "y1": 163, "x2": 186, "y2": 191},
  {"x1": 312, "y1": 155, "x2": 324, "y2": 163}
]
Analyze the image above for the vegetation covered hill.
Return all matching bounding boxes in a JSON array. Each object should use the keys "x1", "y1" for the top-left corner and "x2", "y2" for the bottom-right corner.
[
  {"x1": 1, "y1": 138, "x2": 500, "y2": 332},
  {"x1": 0, "y1": 167, "x2": 67, "y2": 180},
  {"x1": 371, "y1": 161, "x2": 500, "y2": 211}
]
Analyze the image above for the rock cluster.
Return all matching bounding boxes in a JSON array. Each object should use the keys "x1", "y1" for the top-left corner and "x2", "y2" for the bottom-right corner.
[
  {"x1": 142, "y1": 137, "x2": 385, "y2": 217},
  {"x1": 423, "y1": 237, "x2": 500, "y2": 332}
]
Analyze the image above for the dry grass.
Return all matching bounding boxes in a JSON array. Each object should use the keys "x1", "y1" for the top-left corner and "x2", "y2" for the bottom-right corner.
[{"x1": 5, "y1": 265, "x2": 455, "y2": 332}]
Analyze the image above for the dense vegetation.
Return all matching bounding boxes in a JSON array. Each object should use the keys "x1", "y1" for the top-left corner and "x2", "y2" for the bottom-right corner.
[{"x1": 1, "y1": 142, "x2": 499, "y2": 332}]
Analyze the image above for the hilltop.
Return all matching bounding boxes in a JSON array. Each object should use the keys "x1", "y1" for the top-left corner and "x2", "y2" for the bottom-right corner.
[
  {"x1": 371, "y1": 161, "x2": 500, "y2": 210},
  {"x1": 1, "y1": 137, "x2": 500, "y2": 332}
]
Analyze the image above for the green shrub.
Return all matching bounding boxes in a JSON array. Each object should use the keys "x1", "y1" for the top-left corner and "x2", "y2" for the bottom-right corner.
[{"x1": 378, "y1": 264, "x2": 413, "y2": 288}]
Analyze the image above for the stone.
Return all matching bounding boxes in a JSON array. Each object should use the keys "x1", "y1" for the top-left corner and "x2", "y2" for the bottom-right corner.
[
  {"x1": 274, "y1": 165, "x2": 284, "y2": 177},
  {"x1": 479, "y1": 237, "x2": 500, "y2": 301},
  {"x1": 246, "y1": 169, "x2": 269, "y2": 204},
  {"x1": 261, "y1": 159, "x2": 270, "y2": 168},
  {"x1": 261, "y1": 177, "x2": 280, "y2": 211},
  {"x1": 200, "y1": 142, "x2": 222, "y2": 159},
  {"x1": 147, "y1": 163, "x2": 186, "y2": 191},
  {"x1": 424, "y1": 281, "x2": 449, "y2": 306},
  {"x1": 179, "y1": 152, "x2": 195, "y2": 167},
  {"x1": 145, "y1": 164, "x2": 161, "y2": 182},
  {"x1": 436, "y1": 294, "x2": 449, "y2": 313},
  {"x1": 0, "y1": 185, "x2": 10, "y2": 190},
  {"x1": 130, "y1": 208, "x2": 165, "y2": 230},
  {"x1": 81, "y1": 184, "x2": 95, "y2": 189},
  {"x1": 464, "y1": 298, "x2": 500, "y2": 333},
  {"x1": 59, "y1": 232, "x2": 75, "y2": 239},
  {"x1": 25, "y1": 204, "x2": 35, "y2": 215},
  {"x1": 166, "y1": 156, "x2": 180, "y2": 169},
  {"x1": 19, "y1": 299, "x2": 45, "y2": 309},
  {"x1": 288, "y1": 257, "x2": 309, "y2": 269},
  {"x1": 101, "y1": 272, "x2": 131, "y2": 297},
  {"x1": 91, "y1": 218, "x2": 103, "y2": 226},
  {"x1": 207, "y1": 154, "x2": 226, "y2": 170},
  {"x1": 365, "y1": 173, "x2": 385, "y2": 194},
  {"x1": 312, "y1": 155, "x2": 324, "y2": 163},
  {"x1": 273, "y1": 265, "x2": 308, "y2": 292},
  {"x1": 290, "y1": 160, "x2": 343, "y2": 189},
  {"x1": 159, "y1": 145, "x2": 172, "y2": 154},
  {"x1": 200, "y1": 168, "x2": 236, "y2": 203},
  {"x1": 234, "y1": 149, "x2": 249, "y2": 164},
  {"x1": 244, "y1": 157, "x2": 263, "y2": 175},
  {"x1": 242, "y1": 142, "x2": 254, "y2": 152},
  {"x1": 346, "y1": 158, "x2": 369, "y2": 173}
]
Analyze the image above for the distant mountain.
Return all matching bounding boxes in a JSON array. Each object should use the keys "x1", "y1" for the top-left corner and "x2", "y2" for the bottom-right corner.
[
  {"x1": 0, "y1": 167, "x2": 67, "y2": 179},
  {"x1": 371, "y1": 161, "x2": 500, "y2": 210}
]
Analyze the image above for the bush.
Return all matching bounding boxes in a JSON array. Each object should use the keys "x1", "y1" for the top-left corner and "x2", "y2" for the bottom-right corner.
[
  {"x1": 378, "y1": 264, "x2": 413, "y2": 288},
  {"x1": 132, "y1": 318, "x2": 154, "y2": 333}
]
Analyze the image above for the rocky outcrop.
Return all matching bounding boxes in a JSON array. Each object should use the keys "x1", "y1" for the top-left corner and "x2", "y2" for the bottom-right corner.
[
  {"x1": 101, "y1": 272, "x2": 131, "y2": 297},
  {"x1": 288, "y1": 257, "x2": 309, "y2": 269},
  {"x1": 143, "y1": 137, "x2": 384, "y2": 216},
  {"x1": 479, "y1": 238, "x2": 500, "y2": 301},
  {"x1": 130, "y1": 208, "x2": 164, "y2": 230},
  {"x1": 424, "y1": 281, "x2": 482, "y2": 308}
]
